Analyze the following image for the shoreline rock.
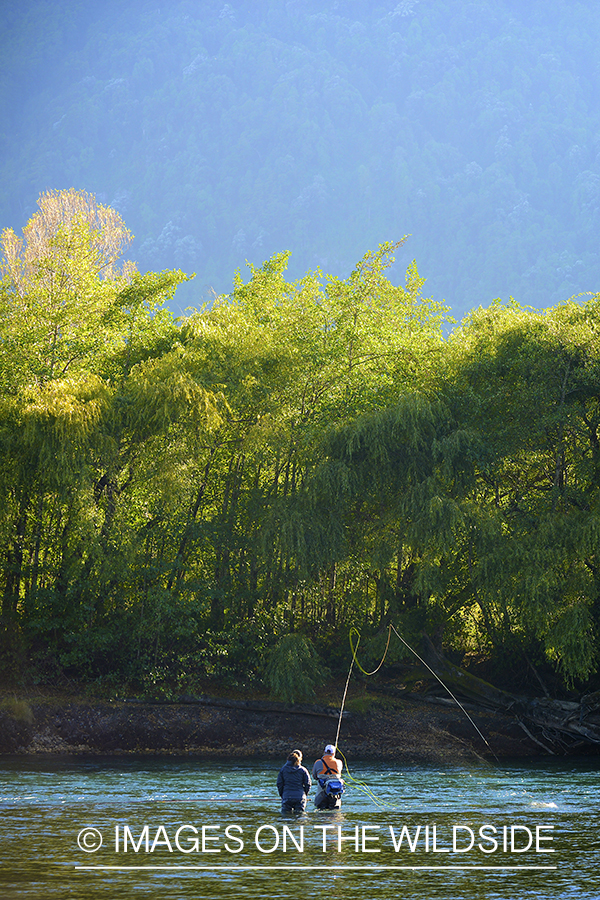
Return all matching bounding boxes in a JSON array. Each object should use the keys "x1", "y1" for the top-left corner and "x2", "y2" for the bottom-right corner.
[{"x1": 0, "y1": 694, "x2": 577, "y2": 762}]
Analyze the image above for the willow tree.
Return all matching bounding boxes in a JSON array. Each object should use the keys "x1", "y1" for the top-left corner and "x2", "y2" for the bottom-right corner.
[
  {"x1": 440, "y1": 297, "x2": 600, "y2": 687},
  {"x1": 0, "y1": 192, "x2": 195, "y2": 672},
  {"x1": 159, "y1": 242, "x2": 450, "y2": 649},
  {"x1": 293, "y1": 294, "x2": 600, "y2": 691},
  {"x1": 295, "y1": 388, "x2": 472, "y2": 663},
  {"x1": 0, "y1": 188, "x2": 135, "y2": 390},
  {"x1": 0, "y1": 192, "x2": 127, "y2": 621}
]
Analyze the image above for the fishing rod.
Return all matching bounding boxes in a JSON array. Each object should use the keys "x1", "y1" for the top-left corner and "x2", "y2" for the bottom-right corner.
[
  {"x1": 333, "y1": 627, "x2": 391, "y2": 753},
  {"x1": 336, "y1": 623, "x2": 498, "y2": 763}
]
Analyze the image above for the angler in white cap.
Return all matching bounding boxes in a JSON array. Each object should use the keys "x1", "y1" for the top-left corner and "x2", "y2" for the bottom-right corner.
[{"x1": 312, "y1": 743, "x2": 344, "y2": 809}]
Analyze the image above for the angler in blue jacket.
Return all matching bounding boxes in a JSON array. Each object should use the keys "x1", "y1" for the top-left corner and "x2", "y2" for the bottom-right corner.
[{"x1": 277, "y1": 749, "x2": 311, "y2": 813}]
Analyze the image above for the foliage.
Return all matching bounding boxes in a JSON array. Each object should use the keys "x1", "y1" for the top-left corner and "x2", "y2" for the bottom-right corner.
[
  {"x1": 264, "y1": 633, "x2": 328, "y2": 704},
  {"x1": 1, "y1": 190, "x2": 600, "y2": 698}
]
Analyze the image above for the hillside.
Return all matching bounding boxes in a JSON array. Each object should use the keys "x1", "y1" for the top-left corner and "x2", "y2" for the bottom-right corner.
[{"x1": 2, "y1": 0, "x2": 600, "y2": 316}]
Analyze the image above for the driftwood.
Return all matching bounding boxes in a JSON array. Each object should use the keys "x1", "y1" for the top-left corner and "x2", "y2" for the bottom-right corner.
[
  {"x1": 405, "y1": 636, "x2": 600, "y2": 754},
  {"x1": 122, "y1": 695, "x2": 341, "y2": 719}
]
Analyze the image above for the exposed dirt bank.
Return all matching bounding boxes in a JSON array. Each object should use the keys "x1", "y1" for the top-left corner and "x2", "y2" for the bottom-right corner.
[{"x1": 0, "y1": 692, "x2": 567, "y2": 763}]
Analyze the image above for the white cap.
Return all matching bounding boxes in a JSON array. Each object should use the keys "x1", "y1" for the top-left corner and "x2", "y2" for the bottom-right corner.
[{"x1": 324, "y1": 744, "x2": 336, "y2": 755}]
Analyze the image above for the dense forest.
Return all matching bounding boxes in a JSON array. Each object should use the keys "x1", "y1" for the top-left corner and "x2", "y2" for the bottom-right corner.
[
  {"x1": 1, "y1": 190, "x2": 600, "y2": 703},
  {"x1": 1, "y1": 0, "x2": 600, "y2": 317}
]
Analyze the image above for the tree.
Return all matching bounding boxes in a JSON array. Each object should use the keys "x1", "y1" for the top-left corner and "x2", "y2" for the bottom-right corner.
[
  {"x1": 293, "y1": 295, "x2": 600, "y2": 690},
  {"x1": 443, "y1": 298, "x2": 600, "y2": 685},
  {"x1": 0, "y1": 191, "x2": 192, "y2": 656},
  {"x1": 0, "y1": 188, "x2": 135, "y2": 391}
]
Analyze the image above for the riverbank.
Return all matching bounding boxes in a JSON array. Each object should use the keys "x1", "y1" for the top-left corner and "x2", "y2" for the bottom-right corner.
[{"x1": 0, "y1": 688, "x2": 560, "y2": 762}]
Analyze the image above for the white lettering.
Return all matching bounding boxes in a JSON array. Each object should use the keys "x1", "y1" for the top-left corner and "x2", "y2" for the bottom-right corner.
[
  {"x1": 123, "y1": 825, "x2": 149, "y2": 853},
  {"x1": 511, "y1": 826, "x2": 533, "y2": 853},
  {"x1": 432, "y1": 825, "x2": 450, "y2": 853},
  {"x1": 388, "y1": 825, "x2": 422, "y2": 852},
  {"x1": 150, "y1": 825, "x2": 173, "y2": 853},
  {"x1": 536, "y1": 825, "x2": 554, "y2": 853},
  {"x1": 452, "y1": 826, "x2": 475, "y2": 854},
  {"x1": 201, "y1": 825, "x2": 220, "y2": 854},
  {"x1": 282, "y1": 825, "x2": 304, "y2": 852},
  {"x1": 338, "y1": 825, "x2": 359, "y2": 852},
  {"x1": 255, "y1": 825, "x2": 280, "y2": 853},
  {"x1": 224, "y1": 824, "x2": 244, "y2": 853},
  {"x1": 314, "y1": 824, "x2": 335, "y2": 851},
  {"x1": 477, "y1": 825, "x2": 498, "y2": 853},
  {"x1": 175, "y1": 825, "x2": 199, "y2": 854},
  {"x1": 361, "y1": 825, "x2": 380, "y2": 853}
]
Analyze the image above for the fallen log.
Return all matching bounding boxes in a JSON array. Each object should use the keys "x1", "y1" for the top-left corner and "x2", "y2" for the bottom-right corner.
[{"x1": 408, "y1": 636, "x2": 600, "y2": 752}]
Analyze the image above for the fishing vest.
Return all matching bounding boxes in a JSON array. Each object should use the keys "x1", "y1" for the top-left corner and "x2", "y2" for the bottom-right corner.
[{"x1": 316, "y1": 755, "x2": 342, "y2": 780}]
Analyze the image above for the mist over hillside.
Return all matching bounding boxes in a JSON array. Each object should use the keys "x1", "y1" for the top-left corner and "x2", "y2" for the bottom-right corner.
[{"x1": 2, "y1": 0, "x2": 599, "y2": 318}]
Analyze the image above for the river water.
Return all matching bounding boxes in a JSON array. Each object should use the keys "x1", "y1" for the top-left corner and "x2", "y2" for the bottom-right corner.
[{"x1": 0, "y1": 755, "x2": 598, "y2": 899}]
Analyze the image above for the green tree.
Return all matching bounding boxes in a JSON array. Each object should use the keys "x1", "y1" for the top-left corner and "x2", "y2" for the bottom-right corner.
[
  {"x1": 0, "y1": 188, "x2": 134, "y2": 390},
  {"x1": 0, "y1": 192, "x2": 199, "y2": 683},
  {"x1": 443, "y1": 298, "x2": 600, "y2": 685}
]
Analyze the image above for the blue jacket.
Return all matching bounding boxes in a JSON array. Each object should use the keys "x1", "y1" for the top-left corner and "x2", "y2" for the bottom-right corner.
[{"x1": 277, "y1": 761, "x2": 311, "y2": 800}]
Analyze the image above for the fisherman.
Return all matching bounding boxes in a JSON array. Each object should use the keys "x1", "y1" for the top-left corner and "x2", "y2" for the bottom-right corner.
[
  {"x1": 277, "y1": 749, "x2": 311, "y2": 813},
  {"x1": 312, "y1": 743, "x2": 344, "y2": 809}
]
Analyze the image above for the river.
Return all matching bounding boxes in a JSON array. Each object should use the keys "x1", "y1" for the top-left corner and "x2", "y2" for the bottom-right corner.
[{"x1": 1, "y1": 755, "x2": 598, "y2": 899}]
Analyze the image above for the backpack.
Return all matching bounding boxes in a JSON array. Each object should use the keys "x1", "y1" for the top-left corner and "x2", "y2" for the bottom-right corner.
[
  {"x1": 318, "y1": 758, "x2": 345, "y2": 798},
  {"x1": 324, "y1": 778, "x2": 344, "y2": 796}
]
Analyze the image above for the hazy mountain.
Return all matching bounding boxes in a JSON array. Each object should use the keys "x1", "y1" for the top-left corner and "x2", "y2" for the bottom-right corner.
[{"x1": 2, "y1": 0, "x2": 599, "y2": 318}]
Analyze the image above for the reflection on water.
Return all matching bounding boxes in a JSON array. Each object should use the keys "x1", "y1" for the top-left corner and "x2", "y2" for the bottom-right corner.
[{"x1": 0, "y1": 755, "x2": 598, "y2": 899}]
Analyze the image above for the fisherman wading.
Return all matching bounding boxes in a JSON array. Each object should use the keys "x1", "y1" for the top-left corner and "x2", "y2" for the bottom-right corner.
[
  {"x1": 277, "y1": 749, "x2": 311, "y2": 814},
  {"x1": 312, "y1": 744, "x2": 344, "y2": 810}
]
